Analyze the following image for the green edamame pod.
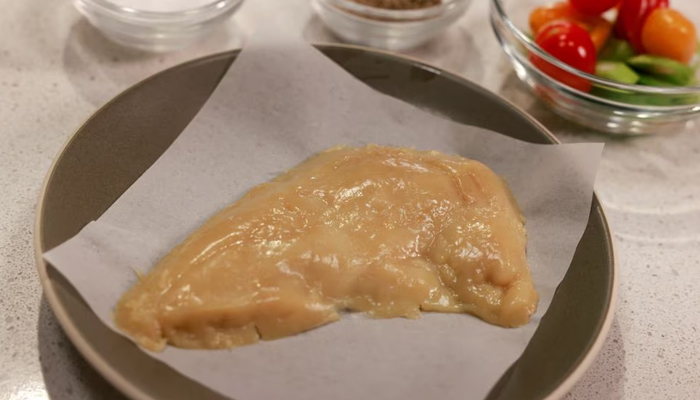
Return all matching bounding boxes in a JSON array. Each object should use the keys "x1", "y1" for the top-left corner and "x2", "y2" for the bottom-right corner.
[
  {"x1": 599, "y1": 39, "x2": 636, "y2": 62},
  {"x1": 627, "y1": 55, "x2": 694, "y2": 85},
  {"x1": 591, "y1": 87, "x2": 676, "y2": 106},
  {"x1": 691, "y1": 43, "x2": 700, "y2": 70},
  {"x1": 637, "y1": 74, "x2": 675, "y2": 87},
  {"x1": 595, "y1": 61, "x2": 639, "y2": 84}
]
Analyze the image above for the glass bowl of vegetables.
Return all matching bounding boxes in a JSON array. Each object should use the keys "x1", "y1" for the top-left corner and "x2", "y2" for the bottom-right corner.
[{"x1": 491, "y1": 0, "x2": 700, "y2": 134}]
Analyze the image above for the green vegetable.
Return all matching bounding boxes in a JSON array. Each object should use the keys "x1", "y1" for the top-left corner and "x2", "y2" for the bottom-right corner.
[
  {"x1": 592, "y1": 86, "x2": 700, "y2": 106},
  {"x1": 595, "y1": 61, "x2": 639, "y2": 84},
  {"x1": 637, "y1": 74, "x2": 675, "y2": 87},
  {"x1": 599, "y1": 39, "x2": 636, "y2": 62},
  {"x1": 673, "y1": 95, "x2": 700, "y2": 105},
  {"x1": 627, "y1": 55, "x2": 694, "y2": 85},
  {"x1": 591, "y1": 87, "x2": 674, "y2": 106},
  {"x1": 691, "y1": 42, "x2": 700, "y2": 70}
]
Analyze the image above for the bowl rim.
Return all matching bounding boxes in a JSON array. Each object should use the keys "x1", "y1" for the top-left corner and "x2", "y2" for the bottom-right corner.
[
  {"x1": 75, "y1": 0, "x2": 244, "y2": 21},
  {"x1": 323, "y1": 0, "x2": 466, "y2": 20},
  {"x1": 490, "y1": 0, "x2": 700, "y2": 96},
  {"x1": 34, "y1": 43, "x2": 617, "y2": 400}
]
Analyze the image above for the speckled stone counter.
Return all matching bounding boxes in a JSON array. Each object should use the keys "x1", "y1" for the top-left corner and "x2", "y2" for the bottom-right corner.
[{"x1": 1, "y1": 0, "x2": 699, "y2": 399}]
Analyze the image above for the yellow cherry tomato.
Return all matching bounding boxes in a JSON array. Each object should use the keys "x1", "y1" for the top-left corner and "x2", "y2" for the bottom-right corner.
[{"x1": 641, "y1": 8, "x2": 698, "y2": 64}]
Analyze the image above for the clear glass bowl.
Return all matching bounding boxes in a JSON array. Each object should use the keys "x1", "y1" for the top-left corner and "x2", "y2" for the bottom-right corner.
[
  {"x1": 73, "y1": 0, "x2": 244, "y2": 52},
  {"x1": 491, "y1": 0, "x2": 700, "y2": 134},
  {"x1": 313, "y1": 0, "x2": 471, "y2": 51}
]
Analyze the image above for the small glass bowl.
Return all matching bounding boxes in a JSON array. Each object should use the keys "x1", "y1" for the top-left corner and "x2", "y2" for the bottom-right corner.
[
  {"x1": 73, "y1": 0, "x2": 244, "y2": 52},
  {"x1": 491, "y1": 0, "x2": 700, "y2": 134},
  {"x1": 313, "y1": 0, "x2": 471, "y2": 51}
]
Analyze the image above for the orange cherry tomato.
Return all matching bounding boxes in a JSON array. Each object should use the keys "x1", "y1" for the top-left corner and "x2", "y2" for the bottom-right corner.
[
  {"x1": 529, "y1": 1, "x2": 585, "y2": 34},
  {"x1": 529, "y1": 1, "x2": 611, "y2": 51},
  {"x1": 615, "y1": 0, "x2": 669, "y2": 52},
  {"x1": 641, "y1": 8, "x2": 698, "y2": 64},
  {"x1": 588, "y1": 18, "x2": 613, "y2": 52}
]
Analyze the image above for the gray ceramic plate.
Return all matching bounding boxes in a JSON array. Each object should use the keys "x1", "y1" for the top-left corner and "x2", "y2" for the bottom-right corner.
[{"x1": 35, "y1": 45, "x2": 616, "y2": 400}]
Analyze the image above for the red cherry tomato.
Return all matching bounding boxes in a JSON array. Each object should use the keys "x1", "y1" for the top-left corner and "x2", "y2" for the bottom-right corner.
[
  {"x1": 530, "y1": 21, "x2": 597, "y2": 92},
  {"x1": 529, "y1": 1, "x2": 613, "y2": 51},
  {"x1": 614, "y1": 0, "x2": 669, "y2": 52},
  {"x1": 569, "y1": 0, "x2": 619, "y2": 16}
]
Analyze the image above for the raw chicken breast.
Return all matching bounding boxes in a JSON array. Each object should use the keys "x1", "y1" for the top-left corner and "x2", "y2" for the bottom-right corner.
[{"x1": 115, "y1": 145, "x2": 538, "y2": 351}]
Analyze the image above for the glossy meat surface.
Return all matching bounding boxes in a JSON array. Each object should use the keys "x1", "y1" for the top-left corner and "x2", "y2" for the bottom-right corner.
[{"x1": 115, "y1": 145, "x2": 538, "y2": 351}]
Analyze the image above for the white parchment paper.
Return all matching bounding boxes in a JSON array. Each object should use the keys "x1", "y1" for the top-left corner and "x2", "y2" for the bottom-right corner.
[{"x1": 45, "y1": 31, "x2": 603, "y2": 400}]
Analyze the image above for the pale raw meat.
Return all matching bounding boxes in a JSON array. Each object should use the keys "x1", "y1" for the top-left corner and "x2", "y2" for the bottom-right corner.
[{"x1": 115, "y1": 145, "x2": 538, "y2": 351}]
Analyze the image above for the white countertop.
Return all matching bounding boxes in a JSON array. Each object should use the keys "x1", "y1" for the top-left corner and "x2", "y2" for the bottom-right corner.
[{"x1": 1, "y1": 0, "x2": 699, "y2": 399}]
